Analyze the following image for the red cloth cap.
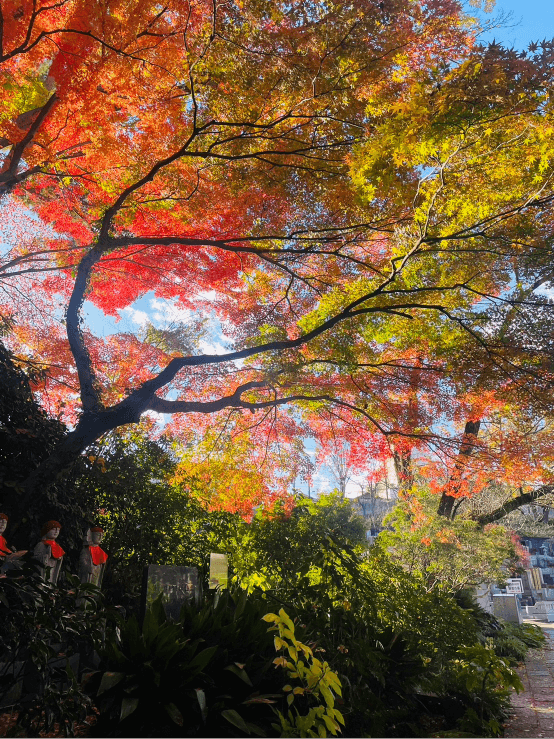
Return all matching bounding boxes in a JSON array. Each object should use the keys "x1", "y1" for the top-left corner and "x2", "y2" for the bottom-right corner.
[
  {"x1": 41, "y1": 520, "x2": 61, "y2": 537},
  {"x1": 0, "y1": 513, "x2": 8, "y2": 521},
  {"x1": 90, "y1": 526, "x2": 104, "y2": 533}
]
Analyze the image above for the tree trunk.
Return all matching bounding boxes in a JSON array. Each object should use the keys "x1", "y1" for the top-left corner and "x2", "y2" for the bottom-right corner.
[
  {"x1": 437, "y1": 420, "x2": 481, "y2": 519},
  {"x1": 392, "y1": 447, "x2": 413, "y2": 492},
  {"x1": 17, "y1": 403, "x2": 144, "y2": 515}
]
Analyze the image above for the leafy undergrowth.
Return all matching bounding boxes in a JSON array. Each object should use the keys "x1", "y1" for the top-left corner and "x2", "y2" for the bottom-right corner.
[{"x1": 0, "y1": 710, "x2": 97, "y2": 738}]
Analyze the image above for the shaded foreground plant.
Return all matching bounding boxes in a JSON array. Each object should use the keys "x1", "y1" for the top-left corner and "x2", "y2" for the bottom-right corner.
[{"x1": 0, "y1": 559, "x2": 117, "y2": 737}]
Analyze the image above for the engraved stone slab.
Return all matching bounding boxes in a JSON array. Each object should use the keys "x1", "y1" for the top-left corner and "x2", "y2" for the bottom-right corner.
[
  {"x1": 493, "y1": 593, "x2": 522, "y2": 624},
  {"x1": 142, "y1": 565, "x2": 199, "y2": 621}
]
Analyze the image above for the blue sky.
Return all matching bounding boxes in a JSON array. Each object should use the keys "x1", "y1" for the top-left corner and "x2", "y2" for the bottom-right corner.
[{"x1": 476, "y1": 0, "x2": 554, "y2": 47}]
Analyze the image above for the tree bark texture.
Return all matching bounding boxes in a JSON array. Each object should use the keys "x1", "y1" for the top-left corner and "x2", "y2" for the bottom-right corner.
[{"x1": 437, "y1": 420, "x2": 481, "y2": 519}]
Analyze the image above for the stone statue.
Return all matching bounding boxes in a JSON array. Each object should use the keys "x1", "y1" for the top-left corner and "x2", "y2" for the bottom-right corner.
[
  {"x1": 34, "y1": 520, "x2": 65, "y2": 584},
  {"x1": 0, "y1": 513, "x2": 27, "y2": 574},
  {"x1": 79, "y1": 526, "x2": 108, "y2": 587},
  {"x1": 0, "y1": 514, "x2": 11, "y2": 558}
]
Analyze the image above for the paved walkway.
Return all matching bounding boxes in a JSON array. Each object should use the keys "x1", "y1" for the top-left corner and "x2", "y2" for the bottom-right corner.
[{"x1": 505, "y1": 620, "x2": 554, "y2": 738}]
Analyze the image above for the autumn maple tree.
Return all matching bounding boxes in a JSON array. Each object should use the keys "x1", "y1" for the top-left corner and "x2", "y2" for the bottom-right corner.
[{"x1": 2, "y1": 0, "x2": 554, "y2": 521}]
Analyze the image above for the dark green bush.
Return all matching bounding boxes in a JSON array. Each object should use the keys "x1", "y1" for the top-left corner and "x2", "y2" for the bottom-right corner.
[
  {"x1": 91, "y1": 590, "x2": 292, "y2": 737},
  {"x1": 489, "y1": 622, "x2": 546, "y2": 665},
  {"x1": 0, "y1": 559, "x2": 118, "y2": 737}
]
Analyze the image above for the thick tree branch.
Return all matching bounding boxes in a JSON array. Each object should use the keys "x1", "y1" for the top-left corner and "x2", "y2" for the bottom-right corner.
[
  {"x1": 476, "y1": 485, "x2": 554, "y2": 526},
  {"x1": 0, "y1": 95, "x2": 58, "y2": 188},
  {"x1": 147, "y1": 384, "x2": 331, "y2": 415},
  {"x1": 126, "y1": 300, "x2": 463, "y2": 407}
]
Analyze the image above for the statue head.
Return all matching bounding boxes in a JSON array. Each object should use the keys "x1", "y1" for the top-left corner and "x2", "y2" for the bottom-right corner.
[
  {"x1": 0, "y1": 513, "x2": 7, "y2": 534},
  {"x1": 41, "y1": 520, "x2": 62, "y2": 539},
  {"x1": 90, "y1": 526, "x2": 104, "y2": 545}
]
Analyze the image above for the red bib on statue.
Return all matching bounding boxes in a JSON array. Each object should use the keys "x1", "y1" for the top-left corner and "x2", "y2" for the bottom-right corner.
[
  {"x1": 0, "y1": 535, "x2": 10, "y2": 555},
  {"x1": 43, "y1": 540, "x2": 65, "y2": 558},
  {"x1": 90, "y1": 545, "x2": 108, "y2": 565}
]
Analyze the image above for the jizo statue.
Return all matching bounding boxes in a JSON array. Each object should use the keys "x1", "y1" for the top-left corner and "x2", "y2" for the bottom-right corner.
[
  {"x1": 34, "y1": 520, "x2": 65, "y2": 584},
  {"x1": 0, "y1": 513, "x2": 27, "y2": 574},
  {"x1": 0, "y1": 513, "x2": 10, "y2": 558},
  {"x1": 79, "y1": 526, "x2": 108, "y2": 587}
]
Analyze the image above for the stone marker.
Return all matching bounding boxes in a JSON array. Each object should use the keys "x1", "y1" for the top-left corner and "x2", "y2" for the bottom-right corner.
[
  {"x1": 506, "y1": 578, "x2": 524, "y2": 594},
  {"x1": 209, "y1": 553, "x2": 229, "y2": 590},
  {"x1": 475, "y1": 582, "x2": 494, "y2": 614},
  {"x1": 526, "y1": 600, "x2": 554, "y2": 622},
  {"x1": 493, "y1": 593, "x2": 522, "y2": 624},
  {"x1": 142, "y1": 565, "x2": 199, "y2": 621}
]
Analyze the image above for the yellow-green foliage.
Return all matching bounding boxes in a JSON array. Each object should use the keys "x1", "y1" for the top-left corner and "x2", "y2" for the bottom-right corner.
[
  {"x1": 263, "y1": 608, "x2": 345, "y2": 738},
  {"x1": 377, "y1": 489, "x2": 523, "y2": 593}
]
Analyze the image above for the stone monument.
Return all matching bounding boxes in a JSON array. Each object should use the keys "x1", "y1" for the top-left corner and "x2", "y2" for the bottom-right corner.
[
  {"x1": 492, "y1": 593, "x2": 522, "y2": 624},
  {"x1": 142, "y1": 565, "x2": 199, "y2": 621},
  {"x1": 79, "y1": 526, "x2": 108, "y2": 587},
  {"x1": 0, "y1": 513, "x2": 27, "y2": 574},
  {"x1": 0, "y1": 513, "x2": 10, "y2": 558},
  {"x1": 33, "y1": 520, "x2": 65, "y2": 584}
]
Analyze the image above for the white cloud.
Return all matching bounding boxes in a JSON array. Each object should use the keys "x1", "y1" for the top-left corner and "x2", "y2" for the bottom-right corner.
[
  {"x1": 536, "y1": 286, "x2": 554, "y2": 300},
  {"x1": 150, "y1": 298, "x2": 195, "y2": 325},
  {"x1": 121, "y1": 306, "x2": 150, "y2": 327},
  {"x1": 198, "y1": 338, "x2": 229, "y2": 355},
  {"x1": 196, "y1": 289, "x2": 218, "y2": 301}
]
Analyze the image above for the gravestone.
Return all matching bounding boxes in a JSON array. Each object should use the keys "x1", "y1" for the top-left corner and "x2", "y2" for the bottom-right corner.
[
  {"x1": 506, "y1": 578, "x2": 524, "y2": 594},
  {"x1": 209, "y1": 553, "x2": 229, "y2": 590},
  {"x1": 142, "y1": 565, "x2": 199, "y2": 621},
  {"x1": 493, "y1": 593, "x2": 522, "y2": 624},
  {"x1": 526, "y1": 600, "x2": 554, "y2": 622}
]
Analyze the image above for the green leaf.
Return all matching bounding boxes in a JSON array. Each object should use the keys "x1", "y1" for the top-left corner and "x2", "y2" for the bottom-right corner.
[
  {"x1": 151, "y1": 594, "x2": 167, "y2": 626},
  {"x1": 164, "y1": 702, "x2": 184, "y2": 726},
  {"x1": 97, "y1": 671, "x2": 125, "y2": 695},
  {"x1": 188, "y1": 645, "x2": 218, "y2": 672},
  {"x1": 246, "y1": 722, "x2": 267, "y2": 737},
  {"x1": 196, "y1": 688, "x2": 208, "y2": 723},
  {"x1": 322, "y1": 713, "x2": 339, "y2": 736},
  {"x1": 262, "y1": 613, "x2": 279, "y2": 623},
  {"x1": 120, "y1": 696, "x2": 139, "y2": 722},
  {"x1": 243, "y1": 694, "x2": 280, "y2": 705},
  {"x1": 225, "y1": 663, "x2": 253, "y2": 686},
  {"x1": 222, "y1": 709, "x2": 250, "y2": 734}
]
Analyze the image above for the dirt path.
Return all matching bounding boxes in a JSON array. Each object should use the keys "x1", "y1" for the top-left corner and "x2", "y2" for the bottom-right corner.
[{"x1": 505, "y1": 620, "x2": 554, "y2": 738}]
